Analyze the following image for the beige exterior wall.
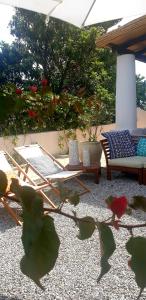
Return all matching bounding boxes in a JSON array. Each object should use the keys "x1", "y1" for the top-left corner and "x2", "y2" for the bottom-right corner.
[{"x1": 1, "y1": 108, "x2": 146, "y2": 156}]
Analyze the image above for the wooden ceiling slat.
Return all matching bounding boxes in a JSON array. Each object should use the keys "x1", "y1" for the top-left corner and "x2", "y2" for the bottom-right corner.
[
  {"x1": 96, "y1": 15, "x2": 146, "y2": 48},
  {"x1": 96, "y1": 15, "x2": 146, "y2": 63}
]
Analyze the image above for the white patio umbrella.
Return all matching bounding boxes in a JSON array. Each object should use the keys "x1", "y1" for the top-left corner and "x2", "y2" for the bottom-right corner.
[{"x1": 1, "y1": 0, "x2": 146, "y2": 27}]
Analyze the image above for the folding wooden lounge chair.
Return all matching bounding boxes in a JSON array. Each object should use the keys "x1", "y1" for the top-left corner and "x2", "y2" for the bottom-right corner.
[
  {"x1": 0, "y1": 150, "x2": 57, "y2": 225},
  {"x1": 14, "y1": 144, "x2": 90, "y2": 197}
]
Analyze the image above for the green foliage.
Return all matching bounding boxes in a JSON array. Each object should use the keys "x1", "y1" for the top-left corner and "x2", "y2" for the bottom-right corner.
[
  {"x1": 0, "y1": 10, "x2": 118, "y2": 137},
  {"x1": 10, "y1": 10, "x2": 111, "y2": 95},
  {"x1": 0, "y1": 42, "x2": 40, "y2": 86},
  {"x1": 77, "y1": 216, "x2": 95, "y2": 240},
  {"x1": 20, "y1": 187, "x2": 60, "y2": 289},
  {"x1": 136, "y1": 75, "x2": 146, "y2": 110},
  {"x1": 8, "y1": 9, "x2": 116, "y2": 120},
  {"x1": 130, "y1": 195, "x2": 146, "y2": 211},
  {"x1": 126, "y1": 237, "x2": 146, "y2": 290},
  {"x1": 0, "y1": 82, "x2": 113, "y2": 137},
  {"x1": 97, "y1": 222, "x2": 116, "y2": 282}
]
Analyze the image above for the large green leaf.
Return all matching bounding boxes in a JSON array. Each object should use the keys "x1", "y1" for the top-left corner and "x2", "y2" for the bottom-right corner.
[
  {"x1": 97, "y1": 223, "x2": 116, "y2": 282},
  {"x1": 126, "y1": 236, "x2": 146, "y2": 290},
  {"x1": 77, "y1": 216, "x2": 95, "y2": 240},
  {"x1": 20, "y1": 187, "x2": 60, "y2": 289}
]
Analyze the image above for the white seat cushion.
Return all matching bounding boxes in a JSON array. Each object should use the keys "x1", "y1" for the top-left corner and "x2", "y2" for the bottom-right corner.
[{"x1": 108, "y1": 156, "x2": 146, "y2": 168}]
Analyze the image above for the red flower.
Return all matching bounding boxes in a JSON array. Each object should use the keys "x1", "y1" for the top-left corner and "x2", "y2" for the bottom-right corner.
[
  {"x1": 29, "y1": 85, "x2": 37, "y2": 93},
  {"x1": 28, "y1": 110, "x2": 37, "y2": 118},
  {"x1": 108, "y1": 196, "x2": 128, "y2": 219},
  {"x1": 41, "y1": 79, "x2": 48, "y2": 86},
  {"x1": 16, "y1": 88, "x2": 22, "y2": 95}
]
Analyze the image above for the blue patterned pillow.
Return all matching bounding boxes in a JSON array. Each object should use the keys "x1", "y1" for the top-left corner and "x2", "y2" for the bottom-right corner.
[
  {"x1": 102, "y1": 130, "x2": 136, "y2": 159},
  {"x1": 137, "y1": 138, "x2": 146, "y2": 156}
]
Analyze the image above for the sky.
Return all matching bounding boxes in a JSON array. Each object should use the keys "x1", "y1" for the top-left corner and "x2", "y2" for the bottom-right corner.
[{"x1": 0, "y1": 3, "x2": 146, "y2": 78}]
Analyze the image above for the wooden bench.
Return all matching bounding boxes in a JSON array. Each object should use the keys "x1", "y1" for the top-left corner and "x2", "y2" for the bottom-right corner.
[{"x1": 100, "y1": 136, "x2": 146, "y2": 185}]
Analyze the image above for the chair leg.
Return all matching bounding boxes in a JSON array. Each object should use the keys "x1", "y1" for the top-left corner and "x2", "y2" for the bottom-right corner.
[
  {"x1": 74, "y1": 177, "x2": 91, "y2": 195},
  {"x1": 143, "y1": 169, "x2": 146, "y2": 185},
  {"x1": 39, "y1": 190, "x2": 57, "y2": 209},
  {"x1": 107, "y1": 167, "x2": 112, "y2": 180},
  {"x1": 138, "y1": 169, "x2": 143, "y2": 185}
]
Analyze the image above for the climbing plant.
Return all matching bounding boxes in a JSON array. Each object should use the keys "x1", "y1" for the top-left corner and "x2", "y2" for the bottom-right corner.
[{"x1": 0, "y1": 171, "x2": 146, "y2": 299}]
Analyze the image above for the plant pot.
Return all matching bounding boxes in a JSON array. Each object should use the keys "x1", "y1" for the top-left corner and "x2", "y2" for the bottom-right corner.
[{"x1": 79, "y1": 141, "x2": 102, "y2": 165}]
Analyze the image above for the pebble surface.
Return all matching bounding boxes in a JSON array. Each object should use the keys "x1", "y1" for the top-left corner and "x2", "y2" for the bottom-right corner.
[{"x1": 1, "y1": 170, "x2": 146, "y2": 300}]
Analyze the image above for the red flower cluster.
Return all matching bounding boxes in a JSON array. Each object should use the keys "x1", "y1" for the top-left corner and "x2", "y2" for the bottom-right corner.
[
  {"x1": 108, "y1": 196, "x2": 128, "y2": 219},
  {"x1": 28, "y1": 110, "x2": 37, "y2": 118},
  {"x1": 29, "y1": 85, "x2": 38, "y2": 93},
  {"x1": 16, "y1": 88, "x2": 22, "y2": 95},
  {"x1": 41, "y1": 79, "x2": 48, "y2": 86}
]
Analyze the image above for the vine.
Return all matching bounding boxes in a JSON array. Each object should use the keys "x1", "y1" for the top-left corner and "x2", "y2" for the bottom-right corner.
[{"x1": 1, "y1": 171, "x2": 146, "y2": 299}]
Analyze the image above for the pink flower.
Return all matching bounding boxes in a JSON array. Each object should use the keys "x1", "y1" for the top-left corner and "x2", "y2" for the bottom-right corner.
[
  {"x1": 41, "y1": 79, "x2": 48, "y2": 86},
  {"x1": 16, "y1": 88, "x2": 22, "y2": 95},
  {"x1": 108, "y1": 196, "x2": 128, "y2": 219},
  {"x1": 28, "y1": 110, "x2": 37, "y2": 118},
  {"x1": 29, "y1": 85, "x2": 38, "y2": 93}
]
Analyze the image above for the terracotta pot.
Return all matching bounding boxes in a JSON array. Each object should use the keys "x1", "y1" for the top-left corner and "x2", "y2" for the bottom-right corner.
[{"x1": 79, "y1": 141, "x2": 102, "y2": 165}]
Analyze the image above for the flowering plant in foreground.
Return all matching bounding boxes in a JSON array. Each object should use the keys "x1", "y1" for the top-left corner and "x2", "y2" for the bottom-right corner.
[{"x1": 1, "y1": 170, "x2": 146, "y2": 299}]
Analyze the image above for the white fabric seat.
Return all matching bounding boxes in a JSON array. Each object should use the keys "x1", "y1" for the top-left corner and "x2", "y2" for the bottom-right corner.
[
  {"x1": 14, "y1": 144, "x2": 90, "y2": 197},
  {"x1": 108, "y1": 156, "x2": 146, "y2": 168}
]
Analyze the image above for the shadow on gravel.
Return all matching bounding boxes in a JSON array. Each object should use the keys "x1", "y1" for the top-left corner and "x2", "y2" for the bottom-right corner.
[
  {"x1": 73, "y1": 168, "x2": 146, "y2": 223},
  {"x1": 0, "y1": 295, "x2": 21, "y2": 300},
  {"x1": 0, "y1": 207, "x2": 20, "y2": 232}
]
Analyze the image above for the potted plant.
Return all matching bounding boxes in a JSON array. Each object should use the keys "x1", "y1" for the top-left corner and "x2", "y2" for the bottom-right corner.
[
  {"x1": 78, "y1": 95, "x2": 104, "y2": 165},
  {"x1": 58, "y1": 129, "x2": 77, "y2": 156}
]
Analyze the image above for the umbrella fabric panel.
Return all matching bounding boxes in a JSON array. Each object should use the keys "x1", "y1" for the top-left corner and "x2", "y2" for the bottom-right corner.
[
  {"x1": 0, "y1": 0, "x2": 60, "y2": 15},
  {"x1": 1, "y1": 0, "x2": 146, "y2": 27}
]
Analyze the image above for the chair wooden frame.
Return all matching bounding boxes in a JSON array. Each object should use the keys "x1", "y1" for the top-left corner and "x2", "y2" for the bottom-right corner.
[
  {"x1": 14, "y1": 144, "x2": 90, "y2": 197},
  {"x1": 0, "y1": 150, "x2": 57, "y2": 225},
  {"x1": 100, "y1": 136, "x2": 143, "y2": 184}
]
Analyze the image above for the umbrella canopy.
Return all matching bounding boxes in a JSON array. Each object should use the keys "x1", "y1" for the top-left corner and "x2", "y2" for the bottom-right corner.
[{"x1": 1, "y1": 0, "x2": 146, "y2": 27}]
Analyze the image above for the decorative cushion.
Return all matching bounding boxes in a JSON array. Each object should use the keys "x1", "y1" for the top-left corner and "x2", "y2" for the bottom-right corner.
[
  {"x1": 102, "y1": 130, "x2": 136, "y2": 159},
  {"x1": 137, "y1": 138, "x2": 146, "y2": 156}
]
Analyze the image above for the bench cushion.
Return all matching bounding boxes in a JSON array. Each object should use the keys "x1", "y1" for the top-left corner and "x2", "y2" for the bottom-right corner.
[{"x1": 108, "y1": 156, "x2": 146, "y2": 168}]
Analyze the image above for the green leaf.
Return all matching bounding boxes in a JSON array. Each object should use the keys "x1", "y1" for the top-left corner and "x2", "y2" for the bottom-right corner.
[
  {"x1": 20, "y1": 187, "x2": 60, "y2": 289},
  {"x1": 68, "y1": 192, "x2": 80, "y2": 206},
  {"x1": 130, "y1": 196, "x2": 146, "y2": 212},
  {"x1": 97, "y1": 223, "x2": 116, "y2": 282},
  {"x1": 105, "y1": 195, "x2": 114, "y2": 206},
  {"x1": 77, "y1": 216, "x2": 95, "y2": 240},
  {"x1": 126, "y1": 236, "x2": 146, "y2": 290}
]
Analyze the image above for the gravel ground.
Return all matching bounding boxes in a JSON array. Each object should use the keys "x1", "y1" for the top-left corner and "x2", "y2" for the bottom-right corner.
[{"x1": 1, "y1": 170, "x2": 146, "y2": 300}]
